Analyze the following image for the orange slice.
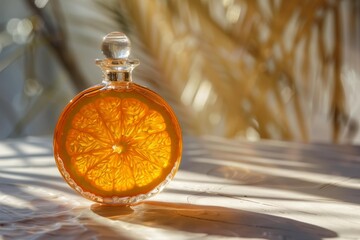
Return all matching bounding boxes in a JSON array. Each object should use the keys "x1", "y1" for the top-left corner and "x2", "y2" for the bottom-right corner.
[{"x1": 53, "y1": 83, "x2": 182, "y2": 204}]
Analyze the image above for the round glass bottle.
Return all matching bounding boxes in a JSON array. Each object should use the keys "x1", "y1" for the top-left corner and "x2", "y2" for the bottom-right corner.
[{"x1": 53, "y1": 32, "x2": 182, "y2": 205}]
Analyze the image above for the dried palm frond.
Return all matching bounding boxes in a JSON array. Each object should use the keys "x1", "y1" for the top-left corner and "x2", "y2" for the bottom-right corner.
[{"x1": 94, "y1": 0, "x2": 356, "y2": 142}]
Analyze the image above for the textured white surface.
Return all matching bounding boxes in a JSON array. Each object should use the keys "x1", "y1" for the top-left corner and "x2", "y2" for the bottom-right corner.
[{"x1": 0, "y1": 136, "x2": 360, "y2": 239}]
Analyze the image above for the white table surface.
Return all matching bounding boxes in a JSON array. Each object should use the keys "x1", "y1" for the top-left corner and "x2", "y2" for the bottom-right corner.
[{"x1": 0, "y1": 136, "x2": 359, "y2": 240}]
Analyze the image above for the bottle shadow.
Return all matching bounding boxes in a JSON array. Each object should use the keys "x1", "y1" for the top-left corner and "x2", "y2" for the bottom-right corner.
[{"x1": 91, "y1": 201, "x2": 337, "y2": 240}]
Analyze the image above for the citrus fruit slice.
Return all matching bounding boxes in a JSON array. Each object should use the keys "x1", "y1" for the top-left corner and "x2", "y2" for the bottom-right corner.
[{"x1": 53, "y1": 83, "x2": 182, "y2": 204}]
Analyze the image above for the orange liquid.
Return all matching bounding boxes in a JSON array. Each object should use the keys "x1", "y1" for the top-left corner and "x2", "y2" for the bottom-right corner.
[{"x1": 53, "y1": 82, "x2": 182, "y2": 204}]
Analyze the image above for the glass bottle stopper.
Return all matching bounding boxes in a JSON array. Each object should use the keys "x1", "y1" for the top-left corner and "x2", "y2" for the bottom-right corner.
[
  {"x1": 96, "y1": 32, "x2": 139, "y2": 81},
  {"x1": 101, "y1": 31, "x2": 131, "y2": 59}
]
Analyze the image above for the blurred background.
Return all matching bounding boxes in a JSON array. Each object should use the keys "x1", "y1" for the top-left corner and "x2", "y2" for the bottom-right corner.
[{"x1": 0, "y1": 0, "x2": 359, "y2": 144}]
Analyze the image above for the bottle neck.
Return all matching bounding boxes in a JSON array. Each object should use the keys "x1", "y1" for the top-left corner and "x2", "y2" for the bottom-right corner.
[
  {"x1": 104, "y1": 71, "x2": 132, "y2": 82},
  {"x1": 96, "y1": 58, "x2": 139, "y2": 83}
]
